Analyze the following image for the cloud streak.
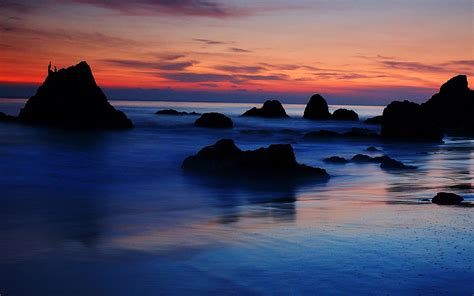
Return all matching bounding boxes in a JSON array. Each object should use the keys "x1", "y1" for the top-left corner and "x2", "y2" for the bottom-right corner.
[{"x1": 103, "y1": 59, "x2": 195, "y2": 71}]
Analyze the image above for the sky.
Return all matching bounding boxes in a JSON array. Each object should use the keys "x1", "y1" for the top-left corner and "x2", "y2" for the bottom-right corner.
[{"x1": 0, "y1": 0, "x2": 473, "y2": 104}]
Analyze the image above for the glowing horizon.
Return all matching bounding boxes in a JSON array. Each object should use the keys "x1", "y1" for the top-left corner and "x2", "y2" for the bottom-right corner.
[{"x1": 0, "y1": 0, "x2": 472, "y2": 104}]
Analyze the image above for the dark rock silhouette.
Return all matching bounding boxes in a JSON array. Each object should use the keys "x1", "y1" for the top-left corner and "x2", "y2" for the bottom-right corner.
[
  {"x1": 156, "y1": 109, "x2": 200, "y2": 115},
  {"x1": 421, "y1": 75, "x2": 474, "y2": 133},
  {"x1": 364, "y1": 115, "x2": 383, "y2": 125},
  {"x1": 432, "y1": 192, "x2": 464, "y2": 205},
  {"x1": 332, "y1": 108, "x2": 359, "y2": 121},
  {"x1": 242, "y1": 100, "x2": 288, "y2": 118},
  {"x1": 304, "y1": 128, "x2": 379, "y2": 140},
  {"x1": 0, "y1": 112, "x2": 17, "y2": 122},
  {"x1": 380, "y1": 157, "x2": 416, "y2": 170},
  {"x1": 366, "y1": 146, "x2": 380, "y2": 152},
  {"x1": 18, "y1": 61, "x2": 133, "y2": 129},
  {"x1": 303, "y1": 94, "x2": 331, "y2": 120},
  {"x1": 195, "y1": 112, "x2": 233, "y2": 128},
  {"x1": 351, "y1": 154, "x2": 376, "y2": 163},
  {"x1": 323, "y1": 156, "x2": 349, "y2": 164},
  {"x1": 182, "y1": 139, "x2": 329, "y2": 178},
  {"x1": 381, "y1": 100, "x2": 443, "y2": 141}
]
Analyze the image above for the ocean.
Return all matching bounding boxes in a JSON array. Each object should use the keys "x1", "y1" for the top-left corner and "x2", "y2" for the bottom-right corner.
[{"x1": 0, "y1": 99, "x2": 473, "y2": 295}]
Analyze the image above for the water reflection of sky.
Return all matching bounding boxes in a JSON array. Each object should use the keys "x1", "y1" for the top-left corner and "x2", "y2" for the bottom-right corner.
[{"x1": 0, "y1": 100, "x2": 473, "y2": 295}]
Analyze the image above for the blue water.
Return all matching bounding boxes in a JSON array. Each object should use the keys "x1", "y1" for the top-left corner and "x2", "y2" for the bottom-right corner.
[{"x1": 1, "y1": 99, "x2": 473, "y2": 295}]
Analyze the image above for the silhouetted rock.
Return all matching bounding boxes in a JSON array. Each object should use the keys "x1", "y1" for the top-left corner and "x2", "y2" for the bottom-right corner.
[
  {"x1": 195, "y1": 112, "x2": 233, "y2": 128},
  {"x1": 182, "y1": 139, "x2": 329, "y2": 178},
  {"x1": 421, "y1": 75, "x2": 474, "y2": 133},
  {"x1": 323, "y1": 156, "x2": 349, "y2": 164},
  {"x1": 351, "y1": 154, "x2": 374, "y2": 163},
  {"x1": 380, "y1": 157, "x2": 416, "y2": 170},
  {"x1": 332, "y1": 108, "x2": 359, "y2": 121},
  {"x1": 18, "y1": 61, "x2": 133, "y2": 129},
  {"x1": 366, "y1": 146, "x2": 380, "y2": 152},
  {"x1": 432, "y1": 192, "x2": 464, "y2": 205},
  {"x1": 303, "y1": 94, "x2": 331, "y2": 120},
  {"x1": 364, "y1": 115, "x2": 383, "y2": 125},
  {"x1": 381, "y1": 100, "x2": 443, "y2": 141},
  {"x1": 0, "y1": 112, "x2": 17, "y2": 122},
  {"x1": 242, "y1": 100, "x2": 288, "y2": 118},
  {"x1": 156, "y1": 109, "x2": 200, "y2": 115},
  {"x1": 304, "y1": 128, "x2": 379, "y2": 140}
]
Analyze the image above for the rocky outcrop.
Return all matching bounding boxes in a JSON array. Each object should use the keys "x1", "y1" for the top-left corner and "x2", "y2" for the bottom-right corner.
[
  {"x1": 332, "y1": 108, "x2": 359, "y2": 121},
  {"x1": 381, "y1": 100, "x2": 443, "y2": 141},
  {"x1": 366, "y1": 146, "x2": 380, "y2": 152},
  {"x1": 350, "y1": 154, "x2": 415, "y2": 169},
  {"x1": 18, "y1": 61, "x2": 133, "y2": 129},
  {"x1": 432, "y1": 192, "x2": 464, "y2": 205},
  {"x1": 182, "y1": 139, "x2": 329, "y2": 178},
  {"x1": 364, "y1": 115, "x2": 383, "y2": 125},
  {"x1": 156, "y1": 109, "x2": 200, "y2": 115},
  {"x1": 242, "y1": 100, "x2": 288, "y2": 118},
  {"x1": 421, "y1": 75, "x2": 474, "y2": 133},
  {"x1": 303, "y1": 94, "x2": 331, "y2": 120},
  {"x1": 195, "y1": 112, "x2": 233, "y2": 128}
]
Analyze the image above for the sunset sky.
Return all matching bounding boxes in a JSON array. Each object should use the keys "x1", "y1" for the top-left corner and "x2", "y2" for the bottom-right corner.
[{"x1": 0, "y1": 0, "x2": 473, "y2": 104}]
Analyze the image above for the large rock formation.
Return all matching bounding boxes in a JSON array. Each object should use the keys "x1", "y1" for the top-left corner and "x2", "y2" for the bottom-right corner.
[
  {"x1": 195, "y1": 112, "x2": 233, "y2": 128},
  {"x1": 303, "y1": 94, "x2": 331, "y2": 120},
  {"x1": 18, "y1": 61, "x2": 133, "y2": 129},
  {"x1": 421, "y1": 75, "x2": 474, "y2": 133},
  {"x1": 332, "y1": 108, "x2": 359, "y2": 121},
  {"x1": 242, "y1": 100, "x2": 289, "y2": 118},
  {"x1": 381, "y1": 100, "x2": 443, "y2": 141},
  {"x1": 182, "y1": 139, "x2": 329, "y2": 178}
]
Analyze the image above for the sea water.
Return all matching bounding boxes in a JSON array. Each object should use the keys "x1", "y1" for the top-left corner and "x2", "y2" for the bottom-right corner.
[{"x1": 0, "y1": 99, "x2": 473, "y2": 295}]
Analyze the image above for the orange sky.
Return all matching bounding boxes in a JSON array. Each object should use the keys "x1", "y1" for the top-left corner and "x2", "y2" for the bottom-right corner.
[{"x1": 0, "y1": 0, "x2": 472, "y2": 103}]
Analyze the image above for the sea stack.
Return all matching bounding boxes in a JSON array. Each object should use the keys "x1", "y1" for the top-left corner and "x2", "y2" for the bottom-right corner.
[
  {"x1": 18, "y1": 61, "x2": 133, "y2": 129},
  {"x1": 242, "y1": 100, "x2": 288, "y2": 118},
  {"x1": 303, "y1": 94, "x2": 331, "y2": 120},
  {"x1": 421, "y1": 75, "x2": 474, "y2": 133}
]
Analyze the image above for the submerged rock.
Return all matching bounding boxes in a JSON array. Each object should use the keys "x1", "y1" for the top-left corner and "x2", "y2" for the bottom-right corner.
[
  {"x1": 432, "y1": 192, "x2": 464, "y2": 205},
  {"x1": 366, "y1": 146, "x2": 380, "y2": 152},
  {"x1": 381, "y1": 100, "x2": 443, "y2": 141},
  {"x1": 303, "y1": 94, "x2": 331, "y2": 120},
  {"x1": 0, "y1": 112, "x2": 17, "y2": 122},
  {"x1": 364, "y1": 115, "x2": 383, "y2": 125},
  {"x1": 421, "y1": 75, "x2": 474, "y2": 133},
  {"x1": 156, "y1": 109, "x2": 200, "y2": 115},
  {"x1": 323, "y1": 156, "x2": 349, "y2": 164},
  {"x1": 182, "y1": 139, "x2": 329, "y2": 178},
  {"x1": 242, "y1": 100, "x2": 288, "y2": 118},
  {"x1": 380, "y1": 157, "x2": 416, "y2": 170},
  {"x1": 332, "y1": 108, "x2": 359, "y2": 121},
  {"x1": 18, "y1": 61, "x2": 133, "y2": 129},
  {"x1": 304, "y1": 128, "x2": 379, "y2": 140},
  {"x1": 195, "y1": 112, "x2": 233, "y2": 128}
]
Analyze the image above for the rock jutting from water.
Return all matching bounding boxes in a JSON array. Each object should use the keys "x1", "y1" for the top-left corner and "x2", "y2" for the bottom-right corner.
[
  {"x1": 0, "y1": 112, "x2": 17, "y2": 122},
  {"x1": 431, "y1": 192, "x2": 464, "y2": 205},
  {"x1": 421, "y1": 75, "x2": 474, "y2": 133},
  {"x1": 323, "y1": 156, "x2": 349, "y2": 164},
  {"x1": 18, "y1": 61, "x2": 133, "y2": 129},
  {"x1": 364, "y1": 115, "x2": 383, "y2": 125},
  {"x1": 332, "y1": 108, "x2": 359, "y2": 121},
  {"x1": 242, "y1": 100, "x2": 289, "y2": 118},
  {"x1": 303, "y1": 94, "x2": 331, "y2": 120},
  {"x1": 195, "y1": 112, "x2": 233, "y2": 128},
  {"x1": 303, "y1": 128, "x2": 379, "y2": 140},
  {"x1": 156, "y1": 109, "x2": 200, "y2": 115},
  {"x1": 381, "y1": 100, "x2": 443, "y2": 141},
  {"x1": 182, "y1": 139, "x2": 329, "y2": 178}
]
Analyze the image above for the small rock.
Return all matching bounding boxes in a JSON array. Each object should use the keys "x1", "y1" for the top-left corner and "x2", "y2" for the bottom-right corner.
[
  {"x1": 332, "y1": 108, "x2": 359, "y2": 121},
  {"x1": 323, "y1": 156, "x2": 349, "y2": 164},
  {"x1": 195, "y1": 112, "x2": 233, "y2": 128},
  {"x1": 366, "y1": 146, "x2": 380, "y2": 152},
  {"x1": 432, "y1": 192, "x2": 464, "y2": 205},
  {"x1": 156, "y1": 109, "x2": 200, "y2": 115},
  {"x1": 242, "y1": 100, "x2": 288, "y2": 118},
  {"x1": 364, "y1": 115, "x2": 383, "y2": 125}
]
